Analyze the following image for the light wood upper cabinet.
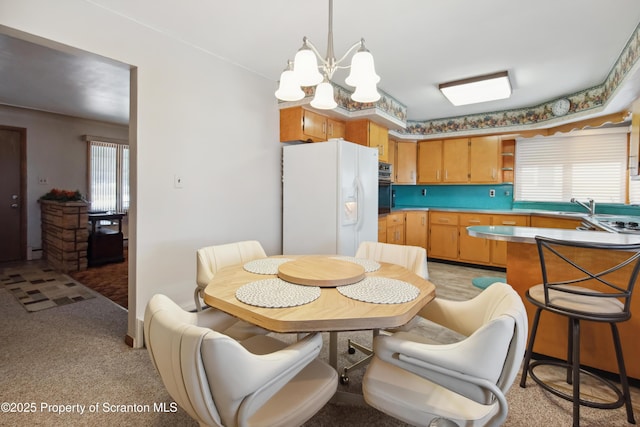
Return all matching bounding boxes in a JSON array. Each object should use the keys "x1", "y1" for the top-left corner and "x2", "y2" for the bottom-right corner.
[
  {"x1": 395, "y1": 141, "x2": 417, "y2": 184},
  {"x1": 469, "y1": 136, "x2": 500, "y2": 183},
  {"x1": 345, "y1": 119, "x2": 389, "y2": 161},
  {"x1": 417, "y1": 140, "x2": 443, "y2": 183},
  {"x1": 327, "y1": 118, "x2": 345, "y2": 139},
  {"x1": 442, "y1": 138, "x2": 469, "y2": 183},
  {"x1": 417, "y1": 136, "x2": 501, "y2": 184},
  {"x1": 279, "y1": 107, "x2": 345, "y2": 143}
]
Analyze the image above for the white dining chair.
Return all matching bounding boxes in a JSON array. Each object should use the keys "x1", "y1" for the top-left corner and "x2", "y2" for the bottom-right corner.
[
  {"x1": 341, "y1": 241, "x2": 428, "y2": 384},
  {"x1": 362, "y1": 282, "x2": 527, "y2": 427},
  {"x1": 145, "y1": 294, "x2": 338, "y2": 427}
]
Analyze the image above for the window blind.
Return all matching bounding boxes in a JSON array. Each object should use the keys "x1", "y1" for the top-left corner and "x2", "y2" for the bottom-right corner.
[
  {"x1": 514, "y1": 129, "x2": 628, "y2": 203},
  {"x1": 89, "y1": 140, "x2": 129, "y2": 212}
]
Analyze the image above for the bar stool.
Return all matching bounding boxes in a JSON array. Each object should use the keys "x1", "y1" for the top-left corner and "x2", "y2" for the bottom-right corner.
[{"x1": 519, "y1": 236, "x2": 640, "y2": 426}]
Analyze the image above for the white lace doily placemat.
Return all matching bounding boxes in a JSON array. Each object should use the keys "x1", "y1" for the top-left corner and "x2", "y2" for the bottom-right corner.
[
  {"x1": 236, "y1": 278, "x2": 320, "y2": 308},
  {"x1": 243, "y1": 258, "x2": 293, "y2": 275},
  {"x1": 330, "y1": 256, "x2": 381, "y2": 272},
  {"x1": 337, "y1": 277, "x2": 419, "y2": 304}
]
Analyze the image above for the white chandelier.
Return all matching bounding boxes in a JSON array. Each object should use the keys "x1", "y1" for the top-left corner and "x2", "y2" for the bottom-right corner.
[{"x1": 275, "y1": 0, "x2": 381, "y2": 109}]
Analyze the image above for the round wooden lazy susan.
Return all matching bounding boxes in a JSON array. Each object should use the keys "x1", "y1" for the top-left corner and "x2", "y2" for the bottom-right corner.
[{"x1": 277, "y1": 256, "x2": 365, "y2": 287}]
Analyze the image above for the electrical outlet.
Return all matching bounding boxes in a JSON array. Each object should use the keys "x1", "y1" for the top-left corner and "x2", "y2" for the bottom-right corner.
[
  {"x1": 38, "y1": 176, "x2": 48, "y2": 185},
  {"x1": 489, "y1": 189, "x2": 495, "y2": 197},
  {"x1": 421, "y1": 189, "x2": 427, "y2": 196}
]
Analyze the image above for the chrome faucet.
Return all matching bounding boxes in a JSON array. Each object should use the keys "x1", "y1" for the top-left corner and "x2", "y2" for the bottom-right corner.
[{"x1": 570, "y1": 198, "x2": 596, "y2": 216}]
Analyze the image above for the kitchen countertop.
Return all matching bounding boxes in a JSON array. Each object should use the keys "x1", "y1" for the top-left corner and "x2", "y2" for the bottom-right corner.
[{"x1": 467, "y1": 225, "x2": 640, "y2": 245}]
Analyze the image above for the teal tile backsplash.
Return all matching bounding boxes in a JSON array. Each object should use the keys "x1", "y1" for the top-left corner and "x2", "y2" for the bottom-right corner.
[
  {"x1": 393, "y1": 184, "x2": 514, "y2": 210},
  {"x1": 392, "y1": 183, "x2": 640, "y2": 216}
]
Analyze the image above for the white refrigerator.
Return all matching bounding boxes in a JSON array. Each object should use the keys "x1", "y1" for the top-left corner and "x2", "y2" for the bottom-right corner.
[{"x1": 282, "y1": 139, "x2": 379, "y2": 256}]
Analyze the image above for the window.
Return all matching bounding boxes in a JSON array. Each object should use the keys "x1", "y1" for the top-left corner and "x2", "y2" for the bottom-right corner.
[
  {"x1": 514, "y1": 128, "x2": 629, "y2": 203},
  {"x1": 88, "y1": 139, "x2": 129, "y2": 212}
]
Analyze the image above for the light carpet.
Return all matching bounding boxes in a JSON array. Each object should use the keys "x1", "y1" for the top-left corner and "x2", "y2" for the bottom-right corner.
[{"x1": 1, "y1": 260, "x2": 639, "y2": 426}]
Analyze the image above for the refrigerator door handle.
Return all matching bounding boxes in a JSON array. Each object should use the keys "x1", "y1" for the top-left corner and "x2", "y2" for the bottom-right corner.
[{"x1": 355, "y1": 176, "x2": 364, "y2": 231}]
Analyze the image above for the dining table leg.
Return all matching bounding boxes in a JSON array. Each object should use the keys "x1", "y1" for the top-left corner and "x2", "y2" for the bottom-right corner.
[{"x1": 329, "y1": 331, "x2": 338, "y2": 369}]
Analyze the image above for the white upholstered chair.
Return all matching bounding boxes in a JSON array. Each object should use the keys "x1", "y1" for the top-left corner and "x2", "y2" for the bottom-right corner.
[
  {"x1": 195, "y1": 240, "x2": 267, "y2": 311},
  {"x1": 145, "y1": 294, "x2": 338, "y2": 427},
  {"x1": 340, "y1": 241, "x2": 428, "y2": 384},
  {"x1": 362, "y1": 282, "x2": 527, "y2": 427}
]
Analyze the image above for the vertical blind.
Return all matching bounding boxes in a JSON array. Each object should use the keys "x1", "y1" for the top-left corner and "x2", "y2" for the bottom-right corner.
[
  {"x1": 514, "y1": 129, "x2": 629, "y2": 203},
  {"x1": 89, "y1": 140, "x2": 129, "y2": 212}
]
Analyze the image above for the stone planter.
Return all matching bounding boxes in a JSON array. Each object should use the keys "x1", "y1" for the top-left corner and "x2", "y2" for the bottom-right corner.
[{"x1": 40, "y1": 199, "x2": 89, "y2": 272}]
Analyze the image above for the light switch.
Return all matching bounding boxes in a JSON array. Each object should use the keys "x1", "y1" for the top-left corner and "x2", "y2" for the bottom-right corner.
[{"x1": 174, "y1": 175, "x2": 184, "y2": 188}]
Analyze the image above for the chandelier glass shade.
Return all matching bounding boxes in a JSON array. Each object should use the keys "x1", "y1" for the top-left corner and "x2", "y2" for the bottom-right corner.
[{"x1": 275, "y1": 0, "x2": 380, "y2": 109}]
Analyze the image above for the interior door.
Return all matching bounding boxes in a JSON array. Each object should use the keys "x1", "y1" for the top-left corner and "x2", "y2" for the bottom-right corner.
[{"x1": 0, "y1": 128, "x2": 24, "y2": 262}]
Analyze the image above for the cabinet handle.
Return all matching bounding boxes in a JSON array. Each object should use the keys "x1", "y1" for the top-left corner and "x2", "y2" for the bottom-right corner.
[
  {"x1": 436, "y1": 170, "x2": 440, "y2": 180},
  {"x1": 445, "y1": 170, "x2": 448, "y2": 180},
  {"x1": 502, "y1": 221, "x2": 516, "y2": 225},
  {"x1": 438, "y1": 218, "x2": 450, "y2": 223},
  {"x1": 322, "y1": 122, "x2": 326, "y2": 135},
  {"x1": 468, "y1": 219, "x2": 481, "y2": 224},
  {"x1": 421, "y1": 217, "x2": 425, "y2": 226},
  {"x1": 492, "y1": 168, "x2": 497, "y2": 179},
  {"x1": 411, "y1": 171, "x2": 415, "y2": 180}
]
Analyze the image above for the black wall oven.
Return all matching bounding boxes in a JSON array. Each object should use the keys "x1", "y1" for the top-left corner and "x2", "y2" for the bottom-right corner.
[{"x1": 378, "y1": 162, "x2": 393, "y2": 214}]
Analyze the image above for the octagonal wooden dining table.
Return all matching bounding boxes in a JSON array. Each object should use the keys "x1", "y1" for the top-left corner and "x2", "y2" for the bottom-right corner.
[{"x1": 203, "y1": 255, "x2": 436, "y2": 371}]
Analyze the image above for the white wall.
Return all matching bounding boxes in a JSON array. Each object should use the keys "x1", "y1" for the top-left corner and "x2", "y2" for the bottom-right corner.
[
  {"x1": 0, "y1": 0, "x2": 283, "y2": 346},
  {"x1": 0, "y1": 105, "x2": 128, "y2": 252}
]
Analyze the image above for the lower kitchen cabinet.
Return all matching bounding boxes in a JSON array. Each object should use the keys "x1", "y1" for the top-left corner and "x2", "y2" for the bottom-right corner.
[
  {"x1": 378, "y1": 217, "x2": 387, "y2": 243},
  {"x1": 386, "y1": 212, "x2": 405, "y2": 245},
  {"x1": 489, "y1": 214, "x2": 529, "y2": 267},
  {"x1": 405, "y1": 211, "x2": 428, "y2": 249},
  {"x1": 429, "y1": 210, "x2": 530, "y2": 268},
  {"x1": 458, "y1": 213, "x2": 491, "y2": 264},
  {"x1": 428, "y1": 211, "x2": 458, "y2": 260},
  {"x1": 530, "y1": 215, "x2": 583, "y2": 229}
]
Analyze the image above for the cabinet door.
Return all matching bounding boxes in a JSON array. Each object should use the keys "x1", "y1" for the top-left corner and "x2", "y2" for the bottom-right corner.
[
  {"x1": 370, "y1": 121, "x2": 389, "y2": 161},
  {"x1": 429, "y1": 225, "x2": 458, "y2": 259},
  {"x1": 417, "y1": 140, "x2": 443, "y2": 183},
  {"x1": 458, "y1": 213, "x2": 491, "y2": 264},
  {"x1": 386, "y1": 213, "x2": 405, "y2": 244},
  {"x1": 428, "y1": 212, "x2": 458, "y2": 260},
  {"x1": 378, "y1": 217, "x2": 387, "y2": 243},
  {"x1": 530, "y1": 216, "x2": 583, "y2": 229},
  {"x1": 469, "y1": 136, "x2": 500, "y2": 183},
  {"x1": 442, "y1": 138, "x2": 469, "y2": 183},
  {"x1": 395, "y1": 141, "x2": 417, "y2": 184},
  {"x1": 405, "y1": 211, "x2": 428, "y2": 249},
  {"x1": 490, "y1": 214, "x2": 529, "y2": 266},
  {"x1": 327, "y1": 118, "x2": 345, "y2": 139},
  {"x1": 302, "y1": 109, "x2": 327, "y2": 140}
]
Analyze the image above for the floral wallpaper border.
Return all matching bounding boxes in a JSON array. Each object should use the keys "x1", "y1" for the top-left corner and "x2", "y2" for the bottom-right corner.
[
  {"x1": 400, "y1": 21, "x2": 640, "y2": 137},
  {"x1": 279, "y1": 21, "x2": 640, "y2": 137}
]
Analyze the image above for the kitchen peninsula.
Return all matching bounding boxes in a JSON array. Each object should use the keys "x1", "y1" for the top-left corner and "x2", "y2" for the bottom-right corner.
[{"x1": 467, "y1": 225, "x2": 640, "y2": 379}]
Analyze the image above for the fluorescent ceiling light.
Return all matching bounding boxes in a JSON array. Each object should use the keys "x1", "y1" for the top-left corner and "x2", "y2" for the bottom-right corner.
[{"x1": 439, "y1": 71, "x2": 511, "y2": 106}]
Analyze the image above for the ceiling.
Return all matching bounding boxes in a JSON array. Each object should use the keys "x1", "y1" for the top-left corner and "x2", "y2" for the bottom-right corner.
[{"x1": 2, "y1": 0, "x2": 640, "y2": 128}]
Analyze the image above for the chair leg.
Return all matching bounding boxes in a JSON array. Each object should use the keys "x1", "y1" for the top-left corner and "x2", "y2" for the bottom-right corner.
[
  {"x1": 610, "y1": 323, "x2": 636, "y2": 425},
  {"x1": 520, "y1": 307, "x2": 543, "y2": 387},
  {"x1": 571, "y1": 318, "x2": 581, "y2": 427},
  {"x1": 567, "y1": 317, "x2": 574, "y2": 385},
  {"x1": 194, "y1": 287, "x2": 203, "y2": 312}
]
